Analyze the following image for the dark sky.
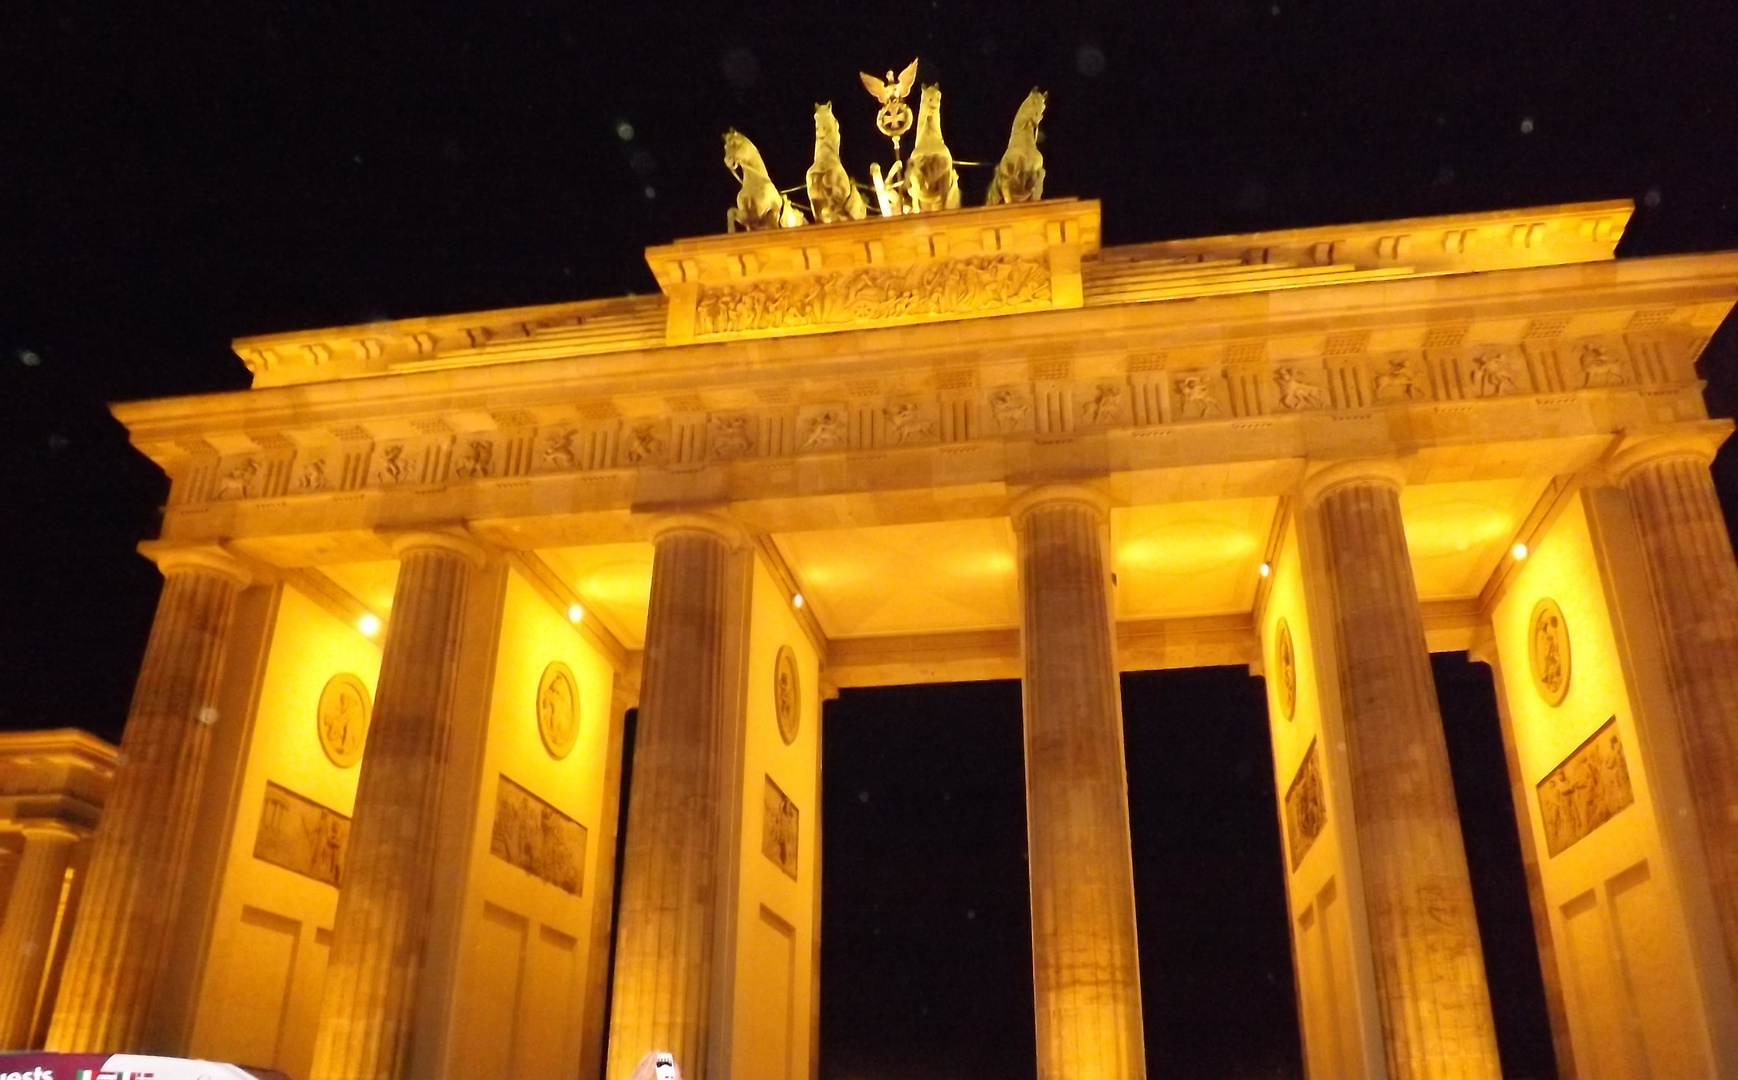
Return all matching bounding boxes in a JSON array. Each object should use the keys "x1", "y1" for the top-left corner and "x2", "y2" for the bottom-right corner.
[{"x1": 5, "y1": 3, "x2": 1738, "y2": 1079}]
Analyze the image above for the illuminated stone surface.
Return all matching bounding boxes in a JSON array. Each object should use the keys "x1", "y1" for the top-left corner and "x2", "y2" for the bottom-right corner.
[
  {"x1": 1015, "y1": 490, "x2": 1145, "y2": 1080},
  {"x1": 5, "y1": 197, "x2": 1738, "y2": 1078},
  {"x1": 605, "y1": 520, "x2": 748, "y2": 1080},
  {"x1": 46, "y1": 551, "x2": 247, "y2": 1054}
]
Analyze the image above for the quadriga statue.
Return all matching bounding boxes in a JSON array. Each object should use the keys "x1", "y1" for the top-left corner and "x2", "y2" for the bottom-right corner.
[
  {"x1": 723, "y1": 129, "x2": 807, "y2": 232},
  {"x1": 986, "y1": 88, "x2": 1047, "y2": 205},
  {"x1": 903, "y1": 85, "x2": 960, "y2": 213},
  {"x1": 806, "y1": 102, "x2": 866, "y2": 223}
]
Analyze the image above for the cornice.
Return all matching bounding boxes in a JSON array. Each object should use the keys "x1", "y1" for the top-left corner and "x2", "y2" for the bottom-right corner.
[{"x1": 113, "y1": 247, "x2": 1738, "y2": 453}]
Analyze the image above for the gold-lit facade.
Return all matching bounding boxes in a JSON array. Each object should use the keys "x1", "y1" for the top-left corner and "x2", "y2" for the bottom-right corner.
[{"x1": 6, "y1": 197, "x2": 1738, "y2": 1080}]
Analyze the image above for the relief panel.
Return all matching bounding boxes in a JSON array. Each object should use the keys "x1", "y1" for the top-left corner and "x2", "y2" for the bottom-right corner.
[
  {"x1": 490, "y1": 774, "x2": 588, "y2": 895},
  {"x1": 1537, "y1": 716, "x2": 1634, "y2": 858},
  {"x1": 1285, "y1": 739, "x2": 1327, "y2": 871},
  {"x1": 254, "y1": 782, "x2": 350, "y2": 887},
  {"x1": 762, "y1": 775, "x2": 799, "y2": 881}
]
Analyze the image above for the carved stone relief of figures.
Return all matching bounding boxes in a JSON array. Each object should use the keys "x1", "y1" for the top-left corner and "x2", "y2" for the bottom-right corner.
[
  {"x1": 694, "y1": 254, "x2": 1051, "y2": 338},
  {"x1": 1274, "y1": 618, "x2": 1297, "y2": 721},
  {"x1": 799, "y1": 408, "x2": 849, "y2": 451},
  {"x1": 774, "y1": 645, "x2": 801, "y2": 745},
  {"x1": 254, "y1": 782, "x2": 350, "y2": 887},
  {"x1": 1078, "y1": 382, "x2": 1126, "y2": 426},
  {"x1": 1274, "y1": 367, "x2": 1326, "y2": 411},
  {"x1": 1174, "y1": 373, "x2": 1223, "y2": 419},
  {"x1": 542, "y1": 429, "x2": 578, "y2": 470},
  {"x1": 372, "y1": 444, "x2": 417, "y2": 485},
  {"x1": 1537, "y1": 716, "x2": 1635, "y2": 857},
  {"x1": 1469, "y1": 350, "x2": 1518, "y2": 397},
  {"x1": 216, "y1": 458, "x2": 260, "y2": 500},
  {"x1": 316, "y1": 673, "x2": 371, "y2": 768},
  {"x1": 1578, "y1": 343, "x2": 1629, "y2": 388},
  {"x1": 1284, "y1": 740, "x2": 1326, "y2": 871},
  {"x1": 988, "y1": 387, "x2": 1032, "y2": 432},
  {"x1": 536, "y1": 661, "x2": 580, "y2": 760},
  {"x1": 452, "y1": 438, "x2": 494, "y2": 479},
  {"x1": 709, "y1": 414, "x2": 755, "y2": 459},
  {"x1": 296, "y1": 459, "x2": 329, "y2": 491},
  {"x1": 885, "y1": 401, "x2": 936, "y2": 443},
  {"x1": 622, "y1": 422, "x2": 668, "y2": 465},
  {"x1": 1528, "y1": 597, "x2": 1571, "y2": 707},
  {"x1": 762, "y1": 775, "x2": 800, "y2": 880},
  {"x1": 1372, "y1": 356, "x2": 1426, "y2": 402},
  {"x1": 490, "y1": 774, "x2": 587, "y2": 895}
]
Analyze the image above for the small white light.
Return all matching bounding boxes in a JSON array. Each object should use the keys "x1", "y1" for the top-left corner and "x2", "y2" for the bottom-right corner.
[
  {"x1": 1512, "y1": 542, "x2": 1529, "y2": 560},
  {"x1": 568, "y1": 603, "x2": 585, "y2": 624},
  {"x1": 1259, "y1": 562, "x2": 1272, "y2": 578},
  {"x1": 358, "y1": 613, "x2": 382, "y2": 637},
  {"x1": 792, "y1": 593, "x2": 804, "y2": 609}
]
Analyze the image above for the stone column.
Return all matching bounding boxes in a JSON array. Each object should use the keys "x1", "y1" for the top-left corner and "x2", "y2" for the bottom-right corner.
[
  {"x1": 1012, "y1": 488, "x2": 1145, "y2": 1080},
  {"x1": 1301, "y1": 461, "x2": 1500, "y2": 1080},
  {"x1": 47, "y1": 548, "x2": 249, "y2": 1053},
  {"x1": 606, "y1": 518, "x2": 746, "y2": 1080},
  {"x1": 1610, "y1": 428, "x2": 1738, "y2": 985},
  {"x1": 0, "y1": 823, "x2": 79, "y2": 1048},
  {"x1": 309, "y1": 533, "x2": 485, "y2": 1080}
]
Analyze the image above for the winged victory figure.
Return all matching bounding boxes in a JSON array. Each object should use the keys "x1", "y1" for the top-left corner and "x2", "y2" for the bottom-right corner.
[{"x1": 859, "y1": 58, "x2": 919, "y2": 143}]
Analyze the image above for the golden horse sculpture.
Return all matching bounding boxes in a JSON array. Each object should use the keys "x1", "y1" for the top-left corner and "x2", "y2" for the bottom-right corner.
[
  {"x1": 986, "y1": 89, "x2": 1047, "y2": 205},
  {"x1": 723, "y1": 129, "x2": 807, "y2": 232},
  {"x1": 904, "y1": 85, "x2": 960, "y2": 213},
  {"x1": 806, "y1": 103, "x2": 866, "y2": 223}
]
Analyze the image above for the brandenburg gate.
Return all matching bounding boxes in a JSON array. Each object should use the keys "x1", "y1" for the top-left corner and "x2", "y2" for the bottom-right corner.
[{"x1": 10, "y1": 102, "x2": 1738, "y2": 1080}]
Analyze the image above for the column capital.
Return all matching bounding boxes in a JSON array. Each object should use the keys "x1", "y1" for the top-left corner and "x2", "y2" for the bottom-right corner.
[
  {"x1": 15, "y1": 818, "x2": 85, "y2": 843},
  {"x1": 381, "y1": 527, "x2": 493, "y2": 568},
  {"x1": 139, "y1": 542, "x2": 254, "y2": 587},
  {"x1": 1007, "y1": 484, "x2": 1111, "y2": 527},
  {"x1": 1298, "y1": 457, "x2": 1409, "y2": 506},
  {"x1": 1606, "y1": 421, "x2": 1734, "y2": 483},
  {"x1": 648, "y1": 511, "x2": 748, "y2": 549}
]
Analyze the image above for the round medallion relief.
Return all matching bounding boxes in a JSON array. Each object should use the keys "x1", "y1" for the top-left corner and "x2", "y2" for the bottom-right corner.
[
  {"x1": 1529, "y1": 597, "x2": 1571, "y2": 707},
  {"x1": 316, "y1": 673, "x2": 372, "y2": 768},
  {"x1": 774, "y1": 645, "x2": 801, "y2": 745},
  {"x1": 537, "y1": 661, "x2": 581, "y2": 760},
  {"x1": 1275, "y1": 619, "x2": 1297, "y2": 721}
]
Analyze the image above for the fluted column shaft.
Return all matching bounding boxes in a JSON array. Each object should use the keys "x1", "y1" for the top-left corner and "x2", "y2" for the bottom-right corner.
[
  {"x1": 0, "y1": 825, "x2": 79, "y2": 1048},
  {"x1": 1014, "y1": 491, "x2": 1145, "y2": 1080},
  {"x1": 606, "y1": 524, "x2": 742, "y2": 1080},
  {"x1": 47, "y1": 552, "x2": 246, "y2": 1052},
  {"x1": 1617, "y1": 446, "x2": 1738, "y2": 983},
  {"x1": 310, "y1": 536, "x2": 480, "y2": 1080},
  {"x1": 1307, "y1": 467, "x2": 1499, "y2": 1080}
]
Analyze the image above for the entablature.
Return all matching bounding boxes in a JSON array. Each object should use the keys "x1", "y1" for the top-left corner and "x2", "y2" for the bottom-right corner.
[
  {"x1": 116, "y1": 246, "x2": 1738, "y2": 542},
  {"x1": 228, "y1": 199, "x2": 1635, "y2": 389}
]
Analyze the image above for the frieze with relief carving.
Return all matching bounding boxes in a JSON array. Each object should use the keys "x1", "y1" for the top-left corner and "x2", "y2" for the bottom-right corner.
[
  {"x1": 1537, "y1": 717, "x2": 1634, "y2": 857},
  {"x1": 1284, "y1": 740, "x2": 1326, "y2": 871},
  {"x1": 694, "y1": 254, "x2": 1051, "y2": 338},
  {"x1": 174, "y1": 332, "x2": 1696, "y2": 506},
  {"x1": 490, "y1": 774, "x2": 587, "y2": 894},
  {"x1": 762, "y1": 775, "x2": 800, "y2": 880}
]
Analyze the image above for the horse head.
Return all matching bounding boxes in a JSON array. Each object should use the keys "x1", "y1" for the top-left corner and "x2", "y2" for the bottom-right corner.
[
  {"x1": 723, "y1": 129, "x2": 756, "y2": 173},
  {"x1": 814, "y1": 103, "x2": 841, "y2": 151},
  {"x1": 917, "y1": 85, "x2": 943, "y2": 132},
  {"x1": 1016, "y1": 89, "x2": 1047, "y2": 132}
]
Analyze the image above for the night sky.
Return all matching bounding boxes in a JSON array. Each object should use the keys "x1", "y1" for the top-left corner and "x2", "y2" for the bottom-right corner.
[{"x1": 5, "y1": 3, "x2": 1738, "y2": 1079}]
